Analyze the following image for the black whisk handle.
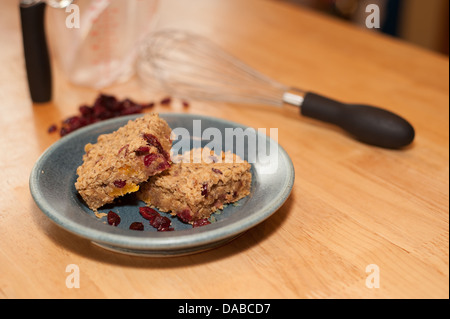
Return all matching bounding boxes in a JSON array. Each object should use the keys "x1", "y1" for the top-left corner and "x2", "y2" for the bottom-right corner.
[
  {"x1": 300, "y1": 92, "x2": 415, "y2": 149},
  {"x1": 20, "y1": 1, "x2": 52, "y2": 103}
]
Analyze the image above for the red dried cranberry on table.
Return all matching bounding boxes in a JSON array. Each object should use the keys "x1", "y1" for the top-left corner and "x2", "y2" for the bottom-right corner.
[
  {"x1": 160, "y1": 96, "x2": 172, "y2": 106},
  {"x1": 47, "y1": 124, "x2": 57, "y2": 133},
  {"x1": 51, "y1": 93, "x2": 156, "y2": 137},
  {"x1": 49, "y1": 93, "x2": 191, "y2": 137}
]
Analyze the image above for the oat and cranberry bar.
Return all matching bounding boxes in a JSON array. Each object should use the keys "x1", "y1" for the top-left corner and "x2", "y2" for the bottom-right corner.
[
  {"x1": 137, "y1": 148, "x2": 252, "y2": 223},
  {"x1": 75, "y1": 113, "x2": 172, "y2": 211}
]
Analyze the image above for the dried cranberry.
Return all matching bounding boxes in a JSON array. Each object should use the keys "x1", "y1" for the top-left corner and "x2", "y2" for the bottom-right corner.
[
  {"x1": 95, "y1": 94, "x2": 118, "y2": 111},
  {"x1": 79, "y1": 105, "x2": 93, "y2": 116},
  {"x1": 142, "y1": 102, "x2": 155, "y2": 109},
  {"x1": 92, "y1": 94, "x2": 124, "y2": 119},
  {"x1": 139, "y1": 207, "x2": 173, "y2": 231},
  {"x1": 143, "y1": 153, "x2": 159, "y2": 167},
  {"x1": 107, "y1": 211, "x2": 121, "y2": 226},
  {"x1": 139, "y1": 207, "x2": 159, "y2": 222},
  {"x1": 156, "y1": 160, "x2": 170, "y2": 171},
  {"x1": 160, "y1": 97, "x2": 172, "y2": 105},
  {"x1": 120, "y1": 98, "x2": 136, "y2": 108},
  {"x1": 129, "y1": 222, "x2": 144, "y2": 231},
  {"x1": 143, "y1": 133, "x2": 157, "y2": 145},
  {"x1": 59, "y1": 127, "x2": 70, "y2": 137},
  {"x1": 92, "y1": 103, "x2": 110, "y2": 120},
  {"x1": 182, "y1": 100, "x2": 190, "y2": 108},
  {"x1": 135, "y1": 146, "x2": 150, "y2": 156},
  {"x1": 55, "y1": 94, "x2": 168, "y2": 137},
  {"x1": 48, "y1": 124, "x2": 57, "y2": 133},
  {"x1": 142, "y1": 133, "x2": 169, "y2": 160},
  {"x1": 192, "y1": 219, "x2": 211, "y2": 228},
  {"x1": 152, "y1": 215, "x2": 173, "y2": 231},
  {"x1": 119, "y1": 101, "x2": 143, "y2": 115},
  {"x1": 177, "y1": 209, "x2": 192, "y2": 223},
  {"x1": 64, "y1": 116, "x2": 84, "y2": 130},
  {"x1": 113, "y1": 180, "x2": 126, "y2": 188},
  {"x1": 201, "y1": 182, "x2": 208, "y2": 197},
  {"x1": 212, "y1": 168, "x2": 222, "y2": 174}
]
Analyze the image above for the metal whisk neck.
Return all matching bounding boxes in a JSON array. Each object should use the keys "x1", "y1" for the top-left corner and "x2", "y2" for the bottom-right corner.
[{"x1": 282, "y1": 88, "x2": 306, "y2": 107}]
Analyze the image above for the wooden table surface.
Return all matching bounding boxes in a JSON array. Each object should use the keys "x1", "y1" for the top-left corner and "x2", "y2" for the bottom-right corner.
[{"x1": 0, "y1": 0, "x2": 448, "y2": 299}]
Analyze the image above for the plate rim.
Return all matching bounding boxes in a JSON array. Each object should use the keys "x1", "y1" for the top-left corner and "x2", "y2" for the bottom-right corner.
[{"x1": 30, "y1": 113, "x2": 295, "y2": 253}]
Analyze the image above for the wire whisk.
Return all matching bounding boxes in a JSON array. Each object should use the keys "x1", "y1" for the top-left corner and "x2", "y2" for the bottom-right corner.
[
  {"x1": 137, "y1": 29, "x2": 414, "y2": 149},
  {"x1": 138, "y1": 29, "x2": 296, "y2": 106}
]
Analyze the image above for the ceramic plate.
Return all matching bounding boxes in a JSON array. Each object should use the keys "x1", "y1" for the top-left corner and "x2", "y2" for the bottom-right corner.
[{"x1": 30, "y1": 113, "x2": 294, "y2": 256}]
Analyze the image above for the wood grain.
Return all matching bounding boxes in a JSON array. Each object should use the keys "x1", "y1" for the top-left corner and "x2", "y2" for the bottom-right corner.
[{"x1": 0, "y1": 0, "x2": 448, "y2": 298}]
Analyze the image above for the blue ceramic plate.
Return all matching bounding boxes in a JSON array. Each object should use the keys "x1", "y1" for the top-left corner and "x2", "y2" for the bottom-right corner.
[{"x1": 29, "y1": 114, "x2": 294, "y2": 256}]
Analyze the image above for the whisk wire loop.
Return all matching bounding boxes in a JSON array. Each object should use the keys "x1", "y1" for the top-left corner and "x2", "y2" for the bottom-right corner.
[{"x1": 139, "y1": 29, "x2": 289, "y2": 106}]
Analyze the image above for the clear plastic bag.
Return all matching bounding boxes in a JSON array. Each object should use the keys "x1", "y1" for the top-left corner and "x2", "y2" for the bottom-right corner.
[{"x1": 46, "y1": 0, "x2": 159, "y2": 88}]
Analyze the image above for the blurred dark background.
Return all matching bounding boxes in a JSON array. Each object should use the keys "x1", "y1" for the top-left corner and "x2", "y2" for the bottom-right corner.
[{"x1": 281, "y1": 0, "x2": 449, "y2": 55}]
